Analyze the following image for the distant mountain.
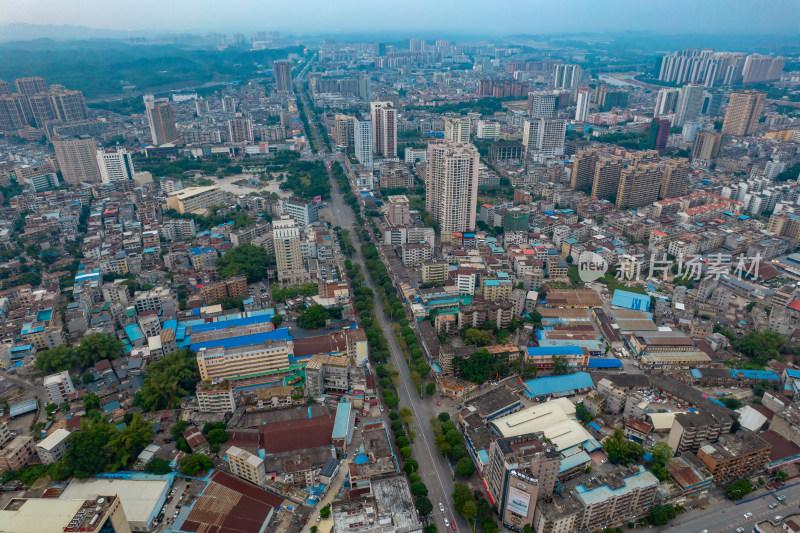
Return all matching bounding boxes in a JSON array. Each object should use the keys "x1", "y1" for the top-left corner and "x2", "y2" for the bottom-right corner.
[{"x1": 0, "y1": 24, "x2": 156, "y2": 42}]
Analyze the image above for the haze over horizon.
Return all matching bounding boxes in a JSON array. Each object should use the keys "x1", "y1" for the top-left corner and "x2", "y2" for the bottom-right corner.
[{"x1": 2, "y1": 0, "x2": 798, "y2": 36}]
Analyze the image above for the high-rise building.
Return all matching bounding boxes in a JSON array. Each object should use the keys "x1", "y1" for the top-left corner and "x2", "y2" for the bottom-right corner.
[
  {"x1": 660, "y1": 158, "x2": 690, "y2": 199},
  {"x1": 143, "y1": 95, "x2": 179, "y2": 145},
  {"x1": 426, "y1": 142, "x2": 480, "y2": 234},
  {"x1": 409, "y1": 39, "x2": 421, "y2": 52},
  {"x1": 358, "y1": 73, "x2": 371, "y2": 101},
  {"x1": 166, "y1": 186, "x2": 224, "y2": 214},
  {"x1": 195, "y1": 98, "x2": 210, "y2": 116},
  {"x1": 0, "y1": 79, "x2": 11, "y2": 95},
  {"x1": 692, "y1": 132, "x2": 723, "y2": 162},
  {"x1": 49, "y1": 88, "x2": 87, "y2": 123},
  {"x1": 273, "y1": 60, "x2": 293, "y2": 92},
  {"x1": 742, "y1": 54, "x2": 785, "y2": 84},
  {"x1": 0, "y1": 94, "x2": 30, "y2": 131},
  {"x1": 53, "y1": 136, "x2": 102, "y2": 184},
  {"x1": 702, "y1": 90, "x2": 723, "y2": 116},
  {"x1": 673, "y1": 84, "x2": 704, "y2": 127},
  {"x1": 444, "y1": 116, "x2": 471, "y2": 143},
  {"x1": 527, "y1": 92, "x2": 557, "y2": 118},
  {"x1": 522, "y1": 119, "x2": 566, "y2": 161},
  {"x1": 370, "y1": 101, "x2": 397, "y2": 158},
  {"x1": 97, "y1": 147, "x2": 134, "y2": 183},
  {"x1": 591, "y1": 155, "x2": 625, "y2": 201},
  {"x1": 27, "y1": 92, "x2": 58, "y2": 128},
  {"x1": 721, "y1": 90, "x2": 766, "y2": 137},
  {"x1": 650, "y1": 118, "x2": 671, "y2": 152},
  {"x1": 553, "y1": 64, "x2": 582, "y2": 89},
  {"x1": 273, "y1": 215, "x2": 305, "y2": 285},
  {"x1": 353, "y1": 118, "x2": 373, "y2": 168},
  {"x1": 228, "y1": 116, "x2": 254, "y2": 142},
  {"x1": 221, "y1": 95, "x2": 237, "y2": 113},
  {"x1": 654, "y1": 88, "x2": 680, "y2": 117},
  {"x1": 14, "y1": 77, "x2": 47, "y2": 98},
  {"x1": 616, "y1": 160, "x2": 663, "y2": 209},
  {"x1": 570, "y1": 148, "x2": 599, "y2": 192},
  {"x1": 333, "y1": 114, "x2": 355, "y2": 148},
  {"x1": 575, "y1": 88, "x2": 590, "y2": 122}
]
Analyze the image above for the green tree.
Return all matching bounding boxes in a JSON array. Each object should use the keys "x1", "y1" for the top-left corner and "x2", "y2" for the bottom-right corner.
[
  {"x1": 649, "y1": 442, "x2": 672, "y2": 481},
  {"x1": 135, "y1": 349, "x2": 200, "y2": 411},
  {"x1": 75, "y1": 333, "x2": 124, "y2": 366},
  {"x1": 171, "y1": 420, "x2": 189, "y2": 439},
  {"x1": 460, "y1": 499, "x2": 478, "y2": 522},
  {"x1": 67, "y1": 418, "x2": 114, "y2": 478},
  {"x1": 551, "y1": 356, "x2": 574, "y2": 376},
  {"x1": 180, "y1": 453, "x2": 213, "y2": 476},
  {"x1": 401, "y1": 446, "x2": 413, "y2": 458},
  {"x1": 320, "y1": 505, "x2": 331, "y2": 519},
  {"x1": 410, "y1": 481, "x2": 429, "y2": 498},
  {"x1": 415, "y1": 496, "x2": 433, "y2": 517},
  {"x1": 216, "y1": 243, "x2": 275, "y2": 282},
  {"x1": 297, "y1": 305, "x2": 342, "y2": 329},
  {"x1": 455, "y1": 457, "x2": 475, "y2": 477},
  {"x1": 83, "y1": 393, "x2": 100, "y2": 412},
  {"x1": 575, "y1": 402, "x2": 594, "y2": 423},
  {"x1": 107, "y1": 414, "x2": 155, "y2": 471},
  {"x1": 603, "y1": 429, "x2": 645, "y2": 466},
  {"x1": 34, "y1": 344, "x2": 78, "y2": 373},
  {"x1": 145, "y1": 457, "x2": 172, "y2": 475},
  {"x1": 464, "y1": 328, "x2": 490, "y2": 346},
  {"x1": 403, "y1": 459, "x2": 419, "y2": 474},
  {"x1": 438, "y1": 412, "x2": 450, "y2": 423},
  {"x1": 426, "y1": 382, "x2": 436, "y2": 396}
]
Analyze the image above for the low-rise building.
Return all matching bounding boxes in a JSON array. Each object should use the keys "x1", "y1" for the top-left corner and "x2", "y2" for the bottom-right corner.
[
  {"x1": 695, "y1": 432, "x2": 771, "y2": 483},
  {"x1": 227, "y1": 445, "x2": 267, "y2": 487},
  {"x1": 43, "y1": 370, "x2": 75, "y2": 404},
  {"x1": 35, "y1": 428, "x2": 71, "y2": 464},
  {"x1": 196, "y1": 380, "x2": 237, "y2": 413},
  {"x1": 0, "y1": 436, "x2": 36, "y2": 470}
]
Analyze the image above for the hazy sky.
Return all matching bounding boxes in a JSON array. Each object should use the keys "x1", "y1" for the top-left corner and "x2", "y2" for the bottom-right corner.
[{"x1": 2, "y1": 0, "x2": 798, "y2": 35}]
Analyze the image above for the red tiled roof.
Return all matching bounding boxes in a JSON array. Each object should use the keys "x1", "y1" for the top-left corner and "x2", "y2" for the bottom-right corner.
[{"x1": 259, "y1": 416, "x2": 335, "y2": 454}]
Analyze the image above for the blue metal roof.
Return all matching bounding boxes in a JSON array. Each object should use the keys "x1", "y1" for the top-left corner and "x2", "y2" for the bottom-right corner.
[
  {"x1": 728, "y1": 369, "x2": 780, "y2": 381},
  {"x1": 10, "y1": 399, "x2": 37, "y2": 417},
  {"x1": 587, "y1": 358, "x2": 623, "y2": 369},
  {"x1": 190, "y1": 327, "x2": 291, "y2": 351},
  {"x1": 332, "y1": 402, "x2": 352, "y2": 439},
  {"x1": 611, "y1": 289, "x2": 650, "y2": 312},
  {"x1": 188, "y1": 313, "x2": 273, "y2": 333},
  {"x1": 523, "y1": 372, "x2": 594, "y2": 397},
  {"x1": 124, "y1": 324, "x2": 145, "y2": 342},
  {"x1": 690, "y1": 369, "x2": 703, "y2": 379},
  {"x1": 526, "y1": 346, "x2": 584, "y2": 357}
]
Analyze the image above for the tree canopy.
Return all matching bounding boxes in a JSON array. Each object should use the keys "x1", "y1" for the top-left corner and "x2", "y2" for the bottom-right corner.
[
  {"x1": 34, "y1": 333, "x2": 123, "y2": 373},
  {"x1": 217, "y1": 243, "x2": 275, "y2": 282},
  {"x1": 603, "y1": 429, "x2": 644, "y2": 466},
  {"x1": 297, "y1": 305, "x2": 342, "y2": 329},
  {"x1": 180, "y1": 453, "x2": 213, "y2": 476},
  {"x1": 134, "y1": 349, "x2": 200, "y2": 411},
  {"x1": 453, "y1": 349, "x2": 509, "y2": 384}
]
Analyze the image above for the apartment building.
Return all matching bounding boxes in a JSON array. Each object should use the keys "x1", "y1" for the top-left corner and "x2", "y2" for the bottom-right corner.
[
  {"x1": 196, "y1": 381, "x2": 237, "y2": 413},
  {"x1": 0, "y1": 436, "x2": 36, "y2": 470},
  {"x1": 385, "y1": 195, "x2": 411, "y2": 226},
  {"x1": 721, "y1": 90, "x2": 766, "y2": 137},
  {"x1": 52, "y1": 136, "x2": 102, "y2": 184},
  {"x1": 227, "y1": 445, "x2": 267, "y2": 486},
  {"x1": 426, "y1": 142, "x2": 480, "y2": 234},
  {"x1": 44, "y1": 370, "x2": 75, "y2": 404},
  {"x1": 574, "y1": 466, "x2": 659, "y2": 531},
  {"x1": 695, "y1": 433, "x2": 771, "y2": 483},
  {"x1": 305, "y1": 354, "x2": 350, "y2": 397},
  {"x1": 667, "y1": 412, "x2": 733, "y2": 455},
  {"x1": 35, "y1": 428, "x2": 71, "y2": 464}
]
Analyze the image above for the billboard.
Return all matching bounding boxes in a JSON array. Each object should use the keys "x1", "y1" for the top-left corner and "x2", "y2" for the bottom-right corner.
[{"x1": 506, "y1": 485, "x2": 531, "y2": 517}]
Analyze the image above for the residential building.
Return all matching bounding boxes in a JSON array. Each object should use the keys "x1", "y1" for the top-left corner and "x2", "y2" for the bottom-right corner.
[
  {"x1": 165, "y1": 186, "x2": 224, "y2": 214},
  {"x1": 575, "y1": 88, "x2": 591, "y2": 122},
  {"x1": 554, "y1": 64, "x2": 582, "y2": 89},
  {"x1": 385, "y1": 195, "x2": 411, "y2": 226},
  {"x1": 692, "y1": 131, "x2": 723, "y2": 162},
  {"x1": 570, "y1": 148, "x2": 599, "y2": 192},
  {"x1": 35, "y1": 428, "x2": 71, "y2": 464},
  {"x1": 695, "y1": 433, "x2": 771, "y2": 483},
  {"x1": 228, "y1": 116, "x2": 254, "y2": 142},
  {"x1": 282, "y1": 198, "x2": 320, "y2": 227},
  {"x1": 721, "y1": 90, "x2": 766, "y2": 136},
  {"x1": 370, "y1": 101, "x2": 397, "y2": 158},
  {"x1": 227, "y1": 445, "x2": 267, "y2": 486},
  {"x1": 353, "y1": 118, "x2": 373, "y2": 168},
  {"x1": 273, "y1": 216, "x2": 306, "y2": 285},
  {"x1": 660, "y1": 158, "x2": 690, "y2": 199},
  {"x1": 44, "y1": 370, "x2": 75, "y2": 404},
  {"x1": 667, "y1": 412, "x2": 733, "y2": 455},
  {"x1": 654, "y1": 88, "x2": 680, "y2": 117},
  {"x1": 0, "y1": 421, "x2": 10, "y2": 448},
  {"x1": 305, "y1": 354, "x2": 350, "y2": 397},
  {"x1": 0, "y1": 436, "x2": 35, "y2": 470},
  {"x1": 444, "y1": 116, "x2": 471, "y2": 143},
  {"x1": 426, "y1": 141, "x2": 480, "y2": 234},
  {"x1": 97, "y1": 147, "x2": 134, "y2": 183},
  {"x1": 196, "y1": 339, "x2": 293, "y2": 381},
  {"x1": 333, "y1": 114, "x2": 355, "y2": 147},
  {"x1": 527, "y1": 92, "x2": 557, "y2": 118},
  {"x1": 274, "y1": 60, "x2": 293, "y2": 92},
  {"x1": 143, "y1": 95, "x2": 179, "y2": 145},
  {"x1": 574, "y1": 466, "x2": 660, "y2": 531},
  {"x1": 53, "y1": 136, "x2": 102, "y2": 184},
  {"x1": 741, "y1": 54, "x2": 785, "y2": 84},
  {"x1": 523, "y1": 118, "x2": 566, "y2": 161},
  {"x1": 591, "y1": 153, "x2": 625, "y2": 200},
  {"x1": 196, "y1": 381, "x2": 237, "y2": 413},
  {"x1": 616, "y1": 163, "x2": 663, "y2": 209},
  {"x1": 673, "y1": 84, "x2": 704, "y2": 127}
]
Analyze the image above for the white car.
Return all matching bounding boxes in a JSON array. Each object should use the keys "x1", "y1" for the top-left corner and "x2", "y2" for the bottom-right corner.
[
  {"x1": 444, "y1": 518, "x2": 449, "y2": 527},
  {"x1": 439, "y1": 503, "x2": 445, "y2": 512},
  {"x1": 744, "y1": 512, "x2": 753, "y2": 518},
  {"x1": 379, "y1": 405, "x2": 384, "y2": 412}
]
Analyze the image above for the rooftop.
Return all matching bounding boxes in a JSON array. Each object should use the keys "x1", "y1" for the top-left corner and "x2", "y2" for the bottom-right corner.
[{"x1": 60, "y1": 477, "x2": 169, "y2": 525}]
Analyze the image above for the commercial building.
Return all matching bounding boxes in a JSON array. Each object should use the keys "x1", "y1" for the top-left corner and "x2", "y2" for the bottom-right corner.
[
  {"x1": 196, "y1": 380, "x2": 237, "y2": 413},
  {"x1": 426, "y1": 141, "x2": 480, "y2": 234},
  {"x1": 695, "y1": 432, "x2": 771, "y2": 483},
  {"x1": 370, "y1": 101, "x2": 397, "y2": 158},
  {"x1": 0, "y1": 436, "x2": 36, "y2": 470},
  {"x1": 274, "y1": 60, "x2": 293, "y2": 92},
  {"x1": 166, "y1": 186, "x2": 224, "y2": 214},
  {"x1": 143, "y1": 95, "x2": 178, "y2": 145},
  {"x1": 60, "y1": 477, "x2": 170, "y2": 532},
  {"x1": 44, "y1": 370, "x2": 75, "y2": 404},
  {"x1": 490, "y1": 399, "x2": 594, "y2": 453},
  {"x1": 227, "y1": 445, "x2": 267, "y2": 486},
  {"x1": 485, "y1": 433, "x2": 561, "y2": 530},
  {"x1": 0, "y1": 494, "x2": 131, "y2": 533},
  {"x1": 97, "y1": 146, "x2": 134, "y2": 183},
  {"x1": 35, "y1": 428, "x2": 71, "y2": 464},
  {"x1": 196, "y1": 338, "x2": 293, "y2": 382},
  {"x1": 53, "y1": 136, "x2": 102, "y2": 184},
  {"x1": 721, "y1": 90, "x2": 766, "y2": 136},
  {"x1": 573, "y1": 466, "x2": 660, "y2": 531}
]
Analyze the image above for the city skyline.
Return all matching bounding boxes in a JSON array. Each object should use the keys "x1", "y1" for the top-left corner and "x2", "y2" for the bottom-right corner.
[{"x1": 1, "y1": 0, "x2": 799, "y2": 35}]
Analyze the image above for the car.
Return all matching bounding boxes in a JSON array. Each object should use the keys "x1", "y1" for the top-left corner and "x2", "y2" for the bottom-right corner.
[
  {"x1": 439, "y1": 503, "x2": 445, "y2": 512},
  {"x1": 736, "y1": 529, "x2": 745, "y2": 533},
  {"x1": 770, "y1": 503, "x2": 779, "y2": 509},
  {"x1": 744, "y1": 512, "x2": 753, "y2": 518},
  {"x1": 774, "y1": 516, "x2": 784, "y2": 523},
  {"x1": 452, "y1": 523, "x2": 456, "y2": 531},
  {"x1": 700, "y1": 530, "x2": 708, "y2": 533},
  {"x1": 379, "y1": 405, "x2": 384, "y2": 412},
  {"x1": 443, "y1": 518, "x2": 449, "y2": 527},
  {"x1": 778, "y1": 495, "x2": 787, "y2": 501},
  {"x1": 601, "y1": 459, "x2": 608, "y2": 463},
  {"x1": 317, "y1": 516, "x2": 321, "y2": 522}
]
